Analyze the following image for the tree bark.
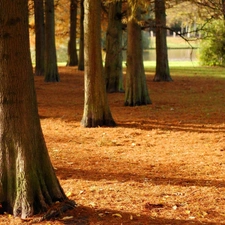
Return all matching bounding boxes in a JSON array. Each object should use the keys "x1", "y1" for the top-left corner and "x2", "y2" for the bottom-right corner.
[
  {"x1": 125, "y1": 7, "x2": 151, "y2": 106},
  {"x1": 67, "y1": 0, "x2": 78, "y2": 66},
  {"x1": 0, "y1": 0, "x2": 70, "y2": 218},
  {"x1": 104, "y1": 0, "x2": 124, "y2": 93},
  {"x1": 34, "y1": 0, "x2": 45, "y2": 76},
  {"x1": 78, "y1": 0, "x2": 85, "y2": 71},
  {"x1": 153, "y1": 0, "x2": 172, "y2": 82},
  {"x1": 44, "y1": 0, "x2": 60, "y2": 82},
  {"x1": 81, "y1": 0, "x2": 116, "y2": 127}
]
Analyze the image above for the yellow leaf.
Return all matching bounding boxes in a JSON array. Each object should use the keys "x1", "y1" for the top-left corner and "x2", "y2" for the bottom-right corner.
[
  {"x1": 185, "y1": 210, "x2": 191, "y2": 214},
  {"x1": 62, "y1": 216, "x2": 73, "y2": 220},
  {"x1": 66, "y1": 191, "x2": 72, "y2": 197},
  {"x1": 112, "y1": 213, "x2": 122, "y2": 218}
]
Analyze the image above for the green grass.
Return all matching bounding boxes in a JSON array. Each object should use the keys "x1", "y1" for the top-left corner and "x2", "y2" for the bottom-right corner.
[
  {"x1": 144, "y1": 61, "x2": 225, "y2": 79},
  {"x1": 144, "y1": 61, "x2": 199, "y2": 68}
]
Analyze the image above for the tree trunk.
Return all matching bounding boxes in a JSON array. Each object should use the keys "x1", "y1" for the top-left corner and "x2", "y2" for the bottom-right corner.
[
  {"x1": 44, "y1": 0, "x2": 60, "y2": 82},
  {"x1": 104, "y1": 0, "x2": 124, "y2": 93},
  {"x1": 223, "y1": 0, "x2": 225, "y2": 19},
  {"x1": 0, "y1": 0, "x2": 70, "y2": 218},
  {"x1": 78, "y1": 0, "x2": 84, "y2": 71},
  {"x1": 125, "y1": 8, "x2": 151, "y2": 106},
  {"x1": 153, "y1": 0, "x2": 172, "y2": 82},
  {"x1": 81, "y1": 0, "x2": 116, "y2": 127},
  {"x1": 67, "y1": 0, "x2": 78, "y2": 66},
  {"x1": 34, "y1": 0, "x2": 45, "y2": 76}
]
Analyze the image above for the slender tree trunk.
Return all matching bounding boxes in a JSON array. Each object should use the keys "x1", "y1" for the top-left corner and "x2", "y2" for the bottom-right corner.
[
  {"x1": 222, "y1": 0, "x2": 225, "y2": 19},
  {"x1": 104, "y1": 0, "x2": 124, "y2": 93},
  {"x1": 81, "y1": 0, "x2": 116, "y2": 127},
  {"x1": 153, "y1": 0, "x2": 172, "y2": 82},
  {"x1": 34, "y1": 0, "x2": 45, "y2": 76},
  {"x1": 0, "y1": 0, "x2": 72, "y2": 218},
  {"x1": 78, "y1": 0, "x2": 84, "y2": 71},
  {"x1": 67, "y1": 0, "x2": 78, "y2": 66},
  {"x1": 44, "y1": 0, "x2": 60, "y2": 82},
  {"x1": 124, "y1": 7, "x2": 151, "y2": 106}
]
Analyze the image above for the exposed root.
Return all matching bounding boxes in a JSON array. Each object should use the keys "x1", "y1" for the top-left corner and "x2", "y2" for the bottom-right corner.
[{"x1": 41, "y1": 199, "x2": 76, "y2": 221}]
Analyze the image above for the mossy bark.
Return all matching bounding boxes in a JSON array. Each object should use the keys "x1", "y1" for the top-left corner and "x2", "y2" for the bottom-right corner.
[
  {"x1": 81, "y1": 0, "x2": 116, "y2": 127},
  {"x1": 44, "y1": 0, "x2": 59, "y2": 82},
  {"x1": 125, "y1": 8, "x2": 151, "y2": 106},
  {"x1": 0, "y1": 0, "x2": 68, "y2": 218},
  {"x1": 104, "y1": 1, "x2": 124, "y2": 93},
  {"x1": 153, "y1": 0, "x2": 172, "y2": 82}
]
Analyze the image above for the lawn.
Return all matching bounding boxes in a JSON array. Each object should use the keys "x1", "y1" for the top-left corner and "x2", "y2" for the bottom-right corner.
[{"x1": 1, "y1": 65, "x2": 225, "y2": 224}]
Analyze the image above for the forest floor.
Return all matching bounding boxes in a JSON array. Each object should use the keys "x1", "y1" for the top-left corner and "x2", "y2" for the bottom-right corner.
[{"x1": 1, "y1": 66, "x2": 225, "y2": 225}]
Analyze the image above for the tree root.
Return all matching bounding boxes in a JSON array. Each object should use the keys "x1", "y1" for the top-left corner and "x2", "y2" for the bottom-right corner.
[{"x1": 41, "y1": 199, "x2": 76, "y2": 221}]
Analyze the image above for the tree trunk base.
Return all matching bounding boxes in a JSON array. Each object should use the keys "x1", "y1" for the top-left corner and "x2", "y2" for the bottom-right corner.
[
  {"x1": 153, "y1": 74, "x2": 173, "y2": 82},
  {"x1": 42, "y1": 199, "x2": 76, "y2": 220},
  {"x1": 29, "y1": 199, "x2": 76, "y2": 222}
]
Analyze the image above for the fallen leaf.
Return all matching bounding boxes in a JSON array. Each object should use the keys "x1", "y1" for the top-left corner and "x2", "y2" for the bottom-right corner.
[
  {"x1": 98, "y1": 213, "x2": 105, "y2": 218},
  {"x1": 172, "y1": 205, "x2": 177, "y2": 210},
  {"x1": 61, "y1": 216, "x2": 74, "y2": 220},
  {"x1": 112, "y1": 213, "x2": 122, "y2": 218},
  {"x1": 185, "y1": 210, "x2": 191, "y2": 214},
  {"x1": 189, "y1": 216, "x2": 195, "y2": 220}
]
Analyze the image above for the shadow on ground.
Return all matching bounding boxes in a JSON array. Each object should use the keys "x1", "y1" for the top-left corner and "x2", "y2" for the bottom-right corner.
[{"x1": 42, "y1": 205, "x2": 223, "y2": 225}]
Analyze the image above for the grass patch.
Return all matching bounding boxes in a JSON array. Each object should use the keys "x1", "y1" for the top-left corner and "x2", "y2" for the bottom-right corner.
[{"x1": 144, "y1": 61, "x2": 225, "y2": 79}]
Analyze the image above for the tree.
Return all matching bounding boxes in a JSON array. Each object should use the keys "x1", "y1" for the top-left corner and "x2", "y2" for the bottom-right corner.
[
  {"x1": 153, "y1": 0, "x2": 172, "y2": 82},
  {"x1": 104, "y1": 0, "x2": 124, "y2": 93},
  {"x1": 78, "y1": 0, "x2": 85, "y2": 71},
  {"x1": 124, "y1": 6, "x2": 151, "y2": 106},
  {"x1": 34, "y1": 0, "x2": 45, "y2": 76},
  {"x1": 0, "y1": 0, "x2": 74, "y2": 218},
  {"x1": 81, "y1": 0, "x2": 116, "y2": 127},
  {"x1": 45, "y1": 0, "x2": 60, "y2": 82},
  {"x1": 67, "y1": 0, "x2": 78, "y2": 66}
]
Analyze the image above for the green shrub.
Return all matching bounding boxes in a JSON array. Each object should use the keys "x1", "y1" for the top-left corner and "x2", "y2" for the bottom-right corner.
[{"x1": 199, "y1": 20, "x2": 225, "y2": 66}]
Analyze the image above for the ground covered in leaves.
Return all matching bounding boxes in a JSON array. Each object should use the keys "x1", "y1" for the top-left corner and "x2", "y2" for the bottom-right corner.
[{"x1": 1, "y1": 66, "x2": 225, "y2": 225}]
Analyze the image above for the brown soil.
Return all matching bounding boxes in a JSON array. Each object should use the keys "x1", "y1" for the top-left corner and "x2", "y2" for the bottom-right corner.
[{"x1": 1, "y1": 67, "x2": 225, "y2": 225}]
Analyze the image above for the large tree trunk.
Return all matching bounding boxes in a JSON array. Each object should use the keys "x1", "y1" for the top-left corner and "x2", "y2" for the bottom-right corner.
[
  {"x1": 0, "y1": 0, "x2": 71, "y2": 218},
  {"x1": 81, "y1": 0, "x2": 116, "y2": 127},
  {"x1": 44, "y1": 0, "x2": 60, "y2": 82},
  {"x1": 34, "y1": 0, "x2": 45, "y2": 76},
  {"x1": 153, "y1": 0, "x2": 172, "y2": 82},
  {"x1": 124, "y1": 8, "x2": 151, "y2": 106},
  {"x1": 67, "y1": 0, "x2": 78, "y2": 66},
  {"x1": 78, "y1": 0, "x2": 84, "y2": 71},
  {"x1": 104, "y1": 0, "x2": 124, "y2": 93}
]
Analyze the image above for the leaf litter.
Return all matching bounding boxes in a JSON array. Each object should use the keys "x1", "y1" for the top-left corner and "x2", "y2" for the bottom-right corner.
[{"x1": 1, "y1": 67, "x2": 225, "y2": 224}]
